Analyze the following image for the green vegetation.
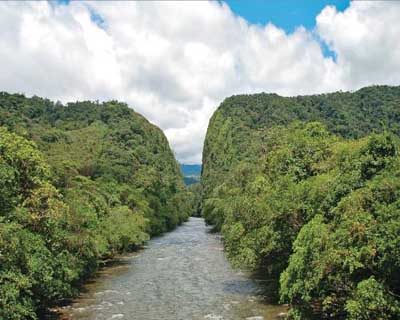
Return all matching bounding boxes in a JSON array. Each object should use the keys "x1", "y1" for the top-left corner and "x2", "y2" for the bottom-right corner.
[
  {"x1": 0, "y1": 92, "x2": 190, "y2": 319},
  {"x1": 201, "y1": 86, "x2": 400, "y2": 319},
  {"x1": 187, "y1": 183, "x2": 202, "y2": 217}
]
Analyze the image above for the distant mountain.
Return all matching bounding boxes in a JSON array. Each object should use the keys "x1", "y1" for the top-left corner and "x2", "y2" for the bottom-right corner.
[
  {"x1": 180, "y1": 164, "x2": 202, "y2": 185},
  {"x1": 183, "y1": 176, "x2": 200, "y2": 185},
  {"x1": 180, "y1": 164, "x2": 202, "y2": 176}
]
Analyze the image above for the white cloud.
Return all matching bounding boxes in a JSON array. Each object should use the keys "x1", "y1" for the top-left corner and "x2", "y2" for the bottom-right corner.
[
  {"x1": 316, "y1": 1, "x2": 400, "y2": 89},
  {"x1": 0, "y1": 1, "x2": 399, "y2": 163}
]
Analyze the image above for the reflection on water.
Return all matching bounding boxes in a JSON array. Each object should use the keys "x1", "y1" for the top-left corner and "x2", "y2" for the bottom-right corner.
[{"x1": 58, "y1": 218, "x2": 287, "y2": 320}]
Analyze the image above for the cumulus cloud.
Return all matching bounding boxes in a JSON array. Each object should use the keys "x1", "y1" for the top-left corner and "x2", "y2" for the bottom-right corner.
[
  {"x1": 316, "y1": 1, "x2": 400, "y2": 88},
  {"x1": 0, "y1": 1, "x2": 399, "y2": 163}
]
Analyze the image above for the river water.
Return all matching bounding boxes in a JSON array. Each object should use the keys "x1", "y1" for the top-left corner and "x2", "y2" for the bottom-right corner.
[{"x1": 59, "y1": 217, "x2": 286, "y2": 320}]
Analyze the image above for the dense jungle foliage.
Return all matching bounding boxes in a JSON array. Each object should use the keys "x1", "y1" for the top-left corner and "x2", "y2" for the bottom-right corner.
[
  {"x1": 0, "y1": 92, "x2": 190, "y2": 319},
  {"x1": 186, "y1": 183, "x2": 202, "y2": 217},
  {"x1": 201, "y1": 86, "x2": 400, "y2": 319}
]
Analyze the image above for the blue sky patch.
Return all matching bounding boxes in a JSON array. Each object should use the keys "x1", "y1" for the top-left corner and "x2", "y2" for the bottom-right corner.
[
  {"x1": 224, "y1": 0, "x2": 350, "y2": 32},
  {"x1": 223, "y1": 0, "x2": 349, "y2": 59}
]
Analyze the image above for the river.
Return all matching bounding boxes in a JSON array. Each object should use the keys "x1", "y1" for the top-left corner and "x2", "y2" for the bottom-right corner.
[{"x1": 58, "y1": 217, "x2": 287, "y2": 320}]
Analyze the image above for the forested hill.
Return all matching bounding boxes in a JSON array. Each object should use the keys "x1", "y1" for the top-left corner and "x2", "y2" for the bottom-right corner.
[
  {"x1": 202, "y1": 85, "x2": 400, "y2": 199},
  {"x1": 201, "y1": 85, "x2": 400, "y2": 319},
  {"x1": 0, "y1": 92, "x2": 191, "y2": 318}
]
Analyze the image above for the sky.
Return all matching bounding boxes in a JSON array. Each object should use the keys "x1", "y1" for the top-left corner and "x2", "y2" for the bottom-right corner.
[
  {"x1": 1, "y1": 1, "x2": 400, "y2": 164},
  {"x1": 226, "y1": 0, "x2": 349, "y2": 32}
]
